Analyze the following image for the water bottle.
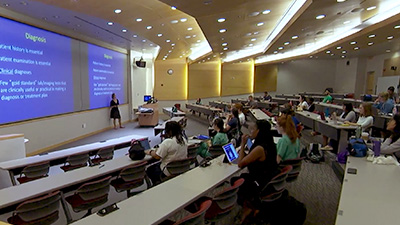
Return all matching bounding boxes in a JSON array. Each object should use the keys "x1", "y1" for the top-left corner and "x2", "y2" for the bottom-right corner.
[
  {"x1": 331, "y1": 112, "x2": 337, "y2": 125},
  {"x1": 372, "y1": 139, "x2": 381, "y2": 156}
]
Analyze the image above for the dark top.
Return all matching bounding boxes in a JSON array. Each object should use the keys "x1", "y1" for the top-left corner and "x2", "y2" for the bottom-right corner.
[
  {"x1": 247, "y1": 141, "x2": 278, "y2": 186},
  {"x1": 308, "y1": 103, "x2": 315, "y2": 112},
  {"x1": 263, "y1": 95, "x2": 272, "y2": 101},
  {"x1": 110, "y1": 99, "x2": 121, "y2": 119}
]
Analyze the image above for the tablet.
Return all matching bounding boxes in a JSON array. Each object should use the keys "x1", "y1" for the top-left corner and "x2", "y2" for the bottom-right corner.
[{"x1": 222, "y1": 143, "x2": 239, "y2": 163}]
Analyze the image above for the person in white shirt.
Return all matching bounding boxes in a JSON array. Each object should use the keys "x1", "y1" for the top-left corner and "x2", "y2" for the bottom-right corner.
[
  {"x1": 297, "y1": 95, "x2": 309, "y2": 110},
  {"x1": 234, "y1": 103, "x2": 246, "y2": 126},
  {"x1": 145, "y1": 121, "x2": 188, "y2": 184},
  {"x1": 344, "y1": 102, "x2": 374, "y2": 132},
  {"x1": 381, "y1": 115, "x2": 400, "y2": 155}
]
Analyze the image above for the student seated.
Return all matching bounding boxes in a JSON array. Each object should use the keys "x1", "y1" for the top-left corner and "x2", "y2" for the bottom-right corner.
[
  {"x1": 225, "y1": 108, "x2": 242, "y2": 144},
  {"x1": 233, "y1": 120, "x2": 278, "y2": 223},
  {"x1": 297, "y1": 95, "x2": 309, "y2": 110},
  {"x1": 345, "y1": 103, "x2": 374, "y2": 132},
  {"x1": 323, "y1": 88, "x2": 333, "y2": 103},
  {"x1": 387, "y1": 86, "x2": 399, "y2": 104},
  {"x1": 281, "y1": 107, "x2": 300, "y2": 128},
  {"x1": 373, "y1": 92, "x2": 394, "y2": 114},
  {"x1": 276, "y1": 115, "x2": 300, "y2": 163},
  {"x1": 195, "y1": 98, "x2": 202, "y2": 105},
  {"x1": 381, "y1": 114, "x2": 400, "y2": 155},
  {"x1": 321, "y1": 103, "x2": 356, "y2": 151},
  {"x1": 197, "y1": 118, "x2": 229, "y2": 158},
  {"x1": 307, "y1": 97, "x2": 315, "y2": 112},
  {"x1": 247, "y1": 95, "x2": 257, "y2": 109},
  {"x1": 234, "y1": 103, "x2": 246, "y2": 126},
  {"x1": 145, "y1": 121, "x2": 188, "y2": 185},
  {"x1": 263, "y1": 91, "x2": 272, "y2": 101}
]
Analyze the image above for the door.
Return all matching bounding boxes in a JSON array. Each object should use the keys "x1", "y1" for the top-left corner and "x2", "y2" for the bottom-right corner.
[{"x1": 366, "y1": 71, "x2": 375, "y2": 94}]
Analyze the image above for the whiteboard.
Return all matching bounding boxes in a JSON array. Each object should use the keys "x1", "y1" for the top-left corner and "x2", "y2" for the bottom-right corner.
[{"x1": 376, "y1": 76, "x2": 400, "y2": 94}]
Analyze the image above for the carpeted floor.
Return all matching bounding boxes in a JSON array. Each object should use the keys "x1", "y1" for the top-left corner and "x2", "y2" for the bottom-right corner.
[{"x1": 47, "y1": 115, "x2": 342, "y2": 225}]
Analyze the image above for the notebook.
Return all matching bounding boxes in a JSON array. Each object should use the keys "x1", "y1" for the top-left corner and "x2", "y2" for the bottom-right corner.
[{"x1": 222, "y1": 143, "x2": 239, "y2": 164}]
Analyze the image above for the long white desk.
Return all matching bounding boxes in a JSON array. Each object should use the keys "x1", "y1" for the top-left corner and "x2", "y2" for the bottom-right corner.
[
  {"x1": 154, "y1": 117, "x2": 186, "y2": 137},
  {"x1": 74, "y1": 155, "x2": 241, "y2": 225},
  {"x1": 336, "y1": 157, "x2": 400, "y2": 225},
  {"x1": 0, "y1": 134, "x2": 147, "y2": 185},
  {"x1": 0, "y1": 155, "x2": 151, "y2": 223},
  {"x1": 162, "y1": 107, "x2": 186, "y2": 118},
  {"x1": 249, "y1": 109, "x2": 270, "y2": 121}
]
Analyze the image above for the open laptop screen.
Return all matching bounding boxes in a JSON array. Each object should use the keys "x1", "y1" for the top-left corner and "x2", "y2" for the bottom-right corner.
[{"x1": 222, "y1": 143, "x2": 239, "y2": 163}]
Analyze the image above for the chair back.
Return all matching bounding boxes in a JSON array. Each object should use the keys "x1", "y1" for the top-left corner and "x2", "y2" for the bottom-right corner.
[
  {"x1": 10, "y1": 191, "x2": 61, "y2": 224},
  {"x1": 208, "y1": 146, "x2": 224, "y2": 158},
  {"x1": 260, "y1": 165, "x2": 292, "y2": 203},
  {"x1": 21, "y1": 161, "x2": 50, "y2": 179},
  {"x1": 174, "y1": 200, "x2": 212, "y2": 225},
  {"x1": 67, "y1": 153, "x2": 89, "y2": 166},
  {"x1": 279, "y1": 157, "x2": 304, "y2": 182},
  {"x1": 76, "y1": 176, "x2": 111, "y2": 201},
  {"x1": 165, "y1": 158, "x2": 193, "y2": 176},
  {"x1": 187, "y1": 144, "x2": 199, "y2": 158},
  {"x1": 119, "y1": 161, "x2": 147, "y2": 182},
  {"x1": 95, "y1": 145, "x2": 115, "y2": 161}
]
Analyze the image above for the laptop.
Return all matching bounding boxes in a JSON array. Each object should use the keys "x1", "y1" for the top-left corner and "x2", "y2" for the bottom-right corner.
[{"x1": 222, "y1": 143, "x2": 239, "y2": 164}]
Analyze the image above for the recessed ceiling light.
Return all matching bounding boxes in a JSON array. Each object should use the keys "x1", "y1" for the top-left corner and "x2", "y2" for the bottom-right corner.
[
  {"x1": 114, "y1": 9, "x2": 122, "y2": 14},
  {"x1": 368, "y1": 42, "x2": 374, "y2": 46},
  {"x1": 343, "y1": 21, "x2": 351, "y2": 24},
  {"x1": 163, "y1": 58, "x2": 166, "y2": 60},
  {"x1": 166, "y1": 39, "x2": 171, "y2": 42},
  {"x1": 122, "y1": 29, "x2": 127, "y2": 33},
  {"x1": 253, "y1": 32, "x2": 259, "y2": 35},
  {"x1": 309, "y1": 56, "x2": 313, "y2": 58},
  {"x1": 185, "y1": 35, "x2": 191, "y2": 39},
  {"x1": 249, "y1": 43, "x2": 254, "y2": 47},
  {"x1": 171, "y1": 6, "x2": 176, "y2": 10},
  {"x1": 168, "y1": 50, "x2": 172, "y2": 53},
  {"x1": 187, "y1": 27, "x2": 193, "y2": 31},
  {"x1": 368, "y1": 34, "x2": 376, "y2": 38},
  {"x1": 366, "y1": 6, "x2": 376, "y2": 11},
  {"x1": 180, "y1": 56, "x2": 183, "y2": 58},
  {"x1": 251, "y1": 38, "x2": 256, "y2": 42},
  {"x1": 278, "y1": 46, "x2": 284, "y2": 50},
  {"x1": 350, "y1": 41, "x2": 357, "y2": 45},
  {"x1": 256, "y1": 22, "x2": 264, "y2": 26},
  {"x1": 342, "y1": 50, "x2": 347, "y2": 54},
  {"x1": 331, "y1": 53, "x2": 335, "y2": 56},
  {"x1": 262, "y1": 9, "x2": 271, "y2": 14},
  {"x1": 171, "y1": 43, "x2": 175, "y2": 46},
  {"x1": 387, "y1": 36, "x2": 394, "y2": 40},
  {"x1": 136, "y1": 18, "x2": 142, "y2": 22},
  {"x1": 222, "y1": 42, "x2": 228, "y2": 46},
  {"x1": 192, "y1": 35, "x2": 197, "y2": 38},
  {"x1": 354, "y1": 47, "x2": 360, "y2": 50},
  {"x1": 53, "y1": 15, "x2": 60, "y2": 19},
  {"x1": 316, "y1": 14, "x2": 326, "y2": 20},
  {"x1": 223, "y1": 47, "x2": 228, "y2": 50},
  {"x1": 157, "y1": 33, "x2": 163, "y2": 37},
  {"x1": 133, "y1": 34, "x2": 138, "y2": 38},
  {"x1": 273, "y1": 51, "x2": 278, "y2": 54},
  {"x1": 107, "y1": 22, "x2": 113, "y2": 26},
  {"x1": 3, "y1": 3, "x2": 9, "y2": 7},
  {"x1": 171, "y1": 20, "x2": 179, "y2": 24},
  {"x1": 218, "y1": 18, "x2": 226, "y2": 23},
  {"x1": 395, "y1": 25, "x2": 400, "y2": 29},
  {"x1": 386, "y1": 49, "x2": 391, "y2": 53},
  {"x1": 180, "y1": 18, "x2": 187, "y2": 22},
  {"x1": 292, "y1": 35, "x2": 299, "y2": 39},
  {"x1": 336, "y1": 46, "x2": 342, "y2": 49},
  {"x1": 219, "y1": 29, "x2": 227, "y2": 33},
  {"x1": 341, "y1": 55, "x2": 346, "y2": 58},
  {"x1": 146, "y1": 26, "x2": 152, "y2": 30},
  {"x1": 284, "y1": 42, "x2": 290, "y2": 45},
  {"x1": 337, "y1": 0, "x2": 346, "y2": 2},
  {"x1": 249, "y1": 12, "x2": 260, "y2": 17},
  {"x1": 326, "y1": 50, "x2": 331, "y2": 54},
  {"x1": 197, "y1": 40, "x2": 201, "y2": 43},
  {"x1": 149, "y1": 44, "x2": 154, "y2": 46},
  {"x1": 142, "y1": 40, "x2": 146, "y2": 42}
]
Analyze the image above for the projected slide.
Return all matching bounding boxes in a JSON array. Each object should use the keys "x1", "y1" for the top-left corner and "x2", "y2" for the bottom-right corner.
[
  {"x1": 88, "y1": 44, "x2": 125, "y2": 109},
  {"x1": 0, "y1": 17, "x2": 73, "y2": 124}
]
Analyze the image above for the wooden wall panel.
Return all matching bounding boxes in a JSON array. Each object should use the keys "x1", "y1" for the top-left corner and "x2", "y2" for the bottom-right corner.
[
  {"x1": 383, "y1": 56, "x2": 400, "y2": 76},
  {"x1": 221, "y1": 61, "x2": 254, "y2": 96},
  {"x1": 188, "y1": 61, "x2": 220, "y2": 99},
  {"x1": 154, "y1": 59, "x2": 187, "y2": 100},
  {"x1": 254, "y1": 64, "x2": 278, "y2": 93}
]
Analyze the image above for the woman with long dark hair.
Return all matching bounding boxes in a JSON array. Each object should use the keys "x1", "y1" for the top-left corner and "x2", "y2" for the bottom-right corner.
[
  {"x1": 381, "y1": 114, "x2": 400, "y2": 155},
  {"x1": 110, "y1": 93, "x2": 124, "y2": 129},
  {"x1": 145, "y1": 121, "x2": 187, "y2": 184},
  {"x1": 235, "y1": 120, "x2": 278, "y2": 223}
]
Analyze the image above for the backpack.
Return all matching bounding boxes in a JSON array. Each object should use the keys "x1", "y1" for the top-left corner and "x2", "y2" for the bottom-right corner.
[
  {"x1": 308, "y1": 143, "x2": 323, "y2": 163},
  {"x1": 128, "y1": 140, "x2": 145, "y2": 160},
  {"x1": 347, "y1": 138, "x2": 367, "y2": 157}
]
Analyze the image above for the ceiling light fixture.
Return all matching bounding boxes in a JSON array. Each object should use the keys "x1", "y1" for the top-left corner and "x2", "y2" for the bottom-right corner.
[
  {"x1": 136, "y1": 18, "x2": 142, "y2": 22},
  {"x1": 171, "y1": 43, "x2": 175, "y2": 46},
  {"x1": 262, "y1": 9, "x2": 271, "y2": 14},
  {"x1": 395, "y1": 25, "x2": 400, "y2": 29},
  {"x1": 284, "y1": 42, "x2": 290, "y2": 45},
  {"x1": 223, "y1": 47, "x2": 228, "y2": 50},
  {"x1": 171, "y1": 6, "x2": 176, "y2": 10},
  {"x1": 180, "y1": 18, "x2": 187, "y2": 22},
  {"x1": 386, "y1": 49, "x2": 391, "y2": 53},
  {"x1": 350, "y1": 41, "x2": 357, "y2": 44},
  {"x1": 114, "y1": 9, "x2": 122, "y2": 14},
  {"x1": 249, "y1": 44, "x2": 254, "y2": 47},
  {"x1": 337, "y1": 0, "x2": 346, "y2": 2},
  {"x1": 146, "y1": 26, "x2": 152, "y2": 30},
  {"x1": 336, "y1": 46, "x2": 342, "y2": 49},
  {"x1": 171, "y1": 20, "x2": 179, "y2": 24},
  {"x1": 249, "y1": 12, "x2": 260, "y2": 17},
  {"x1": 342, "y1": 50, "x2": 347, "y2": 54},
  {"x1": 166, "y1": 39, "x2": 171, "y2": 42},
  {"x1": 256, "y1": 22, "x2": 264, "y2": 26},
  {"x1": 187, "y1": 27, "x2": 193, "y2": 31},
  {"x1": 343, "y1": 21, "x2": 351, "y2": 24},
  {"x1": 133, "y1": 34, "x2": 138, "y2": 38},
  {"x1": 107, "y1": 22, "x2": 113, "y2": 26},
  {"x1": 122, "y1": 29, "x2": 127, "y2": 32},
  {"x1": 368, "y1": 34, "x2": 376, "y2": 38},
  {"x1": 326, "y1": 50, "x2": 331, "y2": 53},
  {"x1": 316, "y1": 14, "x2": 326, "y2": 20},
  {"x1": 219, "y1": 29, "x2": 227, "y2": 33},
  {"x1": 387, "y1": 36, "x2": 394, "y2": 40},
  {"x1": 251, "y1": 38, "x2": 256, "y2": 41},
  {"x1": 368, "y1": 42, "x2": 374, "y2": 45},
  {"x1": 367, "y1": 6, "x2": 377, "y2": 11},
  {"x1": 218, "y1": 18, "x2": 226, "y2": 23},
  {"x1": 142, "y1": 40, "x2": 146, "y2": 42},
  {"x1": 222, "y1": 43, "x2": 228, "y2": 46},
  {"x1": 273, "y1": 51, "x2": 278, "y2": 54},
  {"x1": 354, "y1": 47, "x2": 360, "y2": 50},
  {"x1": 278, "y1": 46, "x2": 284, "y2": 50},
  {"x1": 292, "y1": 35, "x2": 299, "y2": 39},
  {"x1": 157, "y1": 33, "x2": 163, "y2": 37}
]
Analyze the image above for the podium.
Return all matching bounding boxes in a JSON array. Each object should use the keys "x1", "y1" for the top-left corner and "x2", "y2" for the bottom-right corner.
[{"x1": 137, "y1": 103, "x2": 159, "y2": 126}]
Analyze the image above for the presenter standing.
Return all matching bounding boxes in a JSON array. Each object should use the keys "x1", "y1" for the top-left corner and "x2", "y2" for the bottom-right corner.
[{"x1": 110, "y1": 93, "x2": 124, "y2": 129}]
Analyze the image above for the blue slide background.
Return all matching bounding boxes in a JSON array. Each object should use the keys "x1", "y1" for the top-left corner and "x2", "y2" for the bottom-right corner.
[
  {"x1": 0, "y1": 17, "x2": 73, "y2": 124},
  {"x1": 88, "y1": 44, "x2": 125, "y2": 109}
]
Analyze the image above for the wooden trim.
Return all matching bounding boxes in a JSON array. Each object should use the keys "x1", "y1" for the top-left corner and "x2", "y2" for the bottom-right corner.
[
  {"x1": 26, "y1": 120, "x2": 131, "y2": 157},
  {"x1": 0, "y1": 104, "x2": 129, "y2": 129},
  {"x1": 0, "y1": 134, "x2": 24, "y2": 141}
]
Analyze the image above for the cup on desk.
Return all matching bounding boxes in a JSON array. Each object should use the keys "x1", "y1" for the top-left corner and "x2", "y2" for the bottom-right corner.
[{"x1": 361, "y1": 132, "x2": 369, "y2": 141}]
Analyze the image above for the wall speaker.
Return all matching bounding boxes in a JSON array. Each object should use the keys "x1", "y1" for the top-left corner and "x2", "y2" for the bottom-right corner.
[{"x1": 135, "y1": 60, "x2": 146, "y2": 68}]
